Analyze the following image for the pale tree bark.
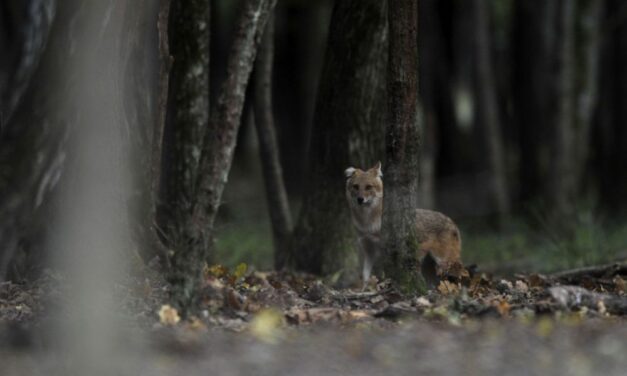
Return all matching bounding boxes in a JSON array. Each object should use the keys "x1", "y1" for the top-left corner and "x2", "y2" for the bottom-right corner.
[
  {"x1": 253, "y1": 14, "x2": 293, "y2": 270},
  {"x1": 472, "y1": 0, "x2": 511, "y2": 221},
  {"x1": 382, "y1": 0, "x2": 422, "y2": 292},
  {"x1": 290, "y1": 0, "x2": 388, "y2": 281},
  {"x1": 168, "y1": 0, "x2": 277, "y2": 312}
]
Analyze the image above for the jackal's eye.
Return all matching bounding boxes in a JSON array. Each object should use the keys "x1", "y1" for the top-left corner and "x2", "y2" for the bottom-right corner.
[
  {"x1": 365, "y1": 185, "x2": 373, "y2": 190},
  {"x1": 352, "y1": 184, "x2": 359, "y2": 190}
]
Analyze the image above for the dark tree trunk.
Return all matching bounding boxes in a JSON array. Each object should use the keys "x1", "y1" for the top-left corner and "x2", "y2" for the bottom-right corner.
[
  {"x1": 573, "y1": 0, "x2": 601, "y2": 189},
  {"x1": 0, "y1": 0, "x2": 56, "y2": 280},
  {"x1": 289, "y1": 0, "x2": 388, "y2": 282},
  {"x1": 158, "y1": 0, "x2": 210, "y2": 253},
  {"x1": 512, "y1": 0, "x2": 555, "y2": 207},
  {"x1": 549, "y1": 0, "x2": 577, "y2": 226},
  {"x1": 595, "y1": 0, "x2": 627, "y2": 214},
  {"x1": 168, "y1": 0, "x2": 276, "y2": 313},
  {"x1": 418, "y1": 0, "x2": 440, "y2": 210},
  {"x1": 382, "y1": 0, "x2": 422, "y2": 292},
  {"x1": 253, "y1": 14, "x2": 293, "y2": 270},
  {"x1": 472, "y1": 0, "x2": 511, "y2": 221}
]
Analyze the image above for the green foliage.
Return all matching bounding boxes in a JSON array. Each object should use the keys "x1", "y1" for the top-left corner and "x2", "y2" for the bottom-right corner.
[
  {"x1": 214, "y1": 222, "x2": 274, "y2": 270},
  {"x1": 462, "y1": 212, "x2": 627, "y2": 274}
]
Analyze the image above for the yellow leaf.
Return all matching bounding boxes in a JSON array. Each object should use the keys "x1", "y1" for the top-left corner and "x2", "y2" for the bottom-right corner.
[
  {"x1": 206, "y1": 264, "x2": 229, "y2": 279},
  {"x1": 250, "y1": 308, "x2": 284, "y2": 344},
  {"x1": 233, "y1": 263, "x2": 248, "y2": 280},
  {"x1": 158, "y1": 304, "x2": 180, "y2": 326}
]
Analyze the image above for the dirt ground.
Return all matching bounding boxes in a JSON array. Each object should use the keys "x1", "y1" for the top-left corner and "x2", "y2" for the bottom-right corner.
[{"x1": 1, "y1": 260, "x2": 626, "y2": 375}]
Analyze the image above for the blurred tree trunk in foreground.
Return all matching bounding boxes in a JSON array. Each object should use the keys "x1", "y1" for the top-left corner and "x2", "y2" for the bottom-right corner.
[
  {"x1": 168, "y1": 0, "x2": 276, "y2": 312},
  {"x1": 253, "y1": 14, "x2": 293, "y2": 270},
  {"x1": 472, "y1": 0, "x2": 511, "y2": 222},
  {"x1": 382, "y1": 0, "x2": 422, "y2": 292},
  {"x1": 290, "y1": 0, "x2": 388, "y2": 282}
]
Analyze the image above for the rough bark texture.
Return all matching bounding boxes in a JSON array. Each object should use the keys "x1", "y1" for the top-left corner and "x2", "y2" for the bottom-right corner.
[
  {"x1": 168, "y1": 0, "x2": 277, "y2": 312},
  {"x1": 382, "y1": 0, "x2": 422, "y2": 292},
  {"x1": 289, "y1": 0, "x2": 388, "y2": 281},
  {"x1": 473, "y1": 0, "x2": 511, "y2": 220},
  {"x1": 159, "y1": 0, "x2": 210, "y2": 249},
  {"x1": 253, "y1": 15, "x2": 293, "y2": 270}
]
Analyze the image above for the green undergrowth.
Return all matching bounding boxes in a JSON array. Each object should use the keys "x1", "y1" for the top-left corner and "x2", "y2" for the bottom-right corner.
[
  {"x1": 214, "y1": 211, "x2": 627, "y2": 276},
  {"x1": 461, "y1": 214, "x2": 627, "y2": 275}
]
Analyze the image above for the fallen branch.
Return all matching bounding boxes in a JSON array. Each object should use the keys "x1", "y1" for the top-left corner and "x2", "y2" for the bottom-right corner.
[{"x1": 551, "y1": 260, "x2": 627, "y2": 282}]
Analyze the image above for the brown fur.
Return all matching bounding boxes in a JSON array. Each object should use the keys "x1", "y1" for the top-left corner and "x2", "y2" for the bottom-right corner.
[{"x1": 345, "y1": 163, "x2": 462, "y2": 282}]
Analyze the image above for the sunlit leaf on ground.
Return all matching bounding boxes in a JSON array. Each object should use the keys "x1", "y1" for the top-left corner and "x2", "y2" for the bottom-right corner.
[
  {"x1": 158, "y1": 304, "x2": 180, "y2": 326},
  {"x1": 250, "y1": 308, "x2": 284, "y2": 344}
]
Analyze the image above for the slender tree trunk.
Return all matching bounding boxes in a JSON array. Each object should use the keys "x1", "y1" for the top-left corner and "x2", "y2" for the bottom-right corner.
[
  {"x1": 574, "y1": 0, "x2": 601, "y2": 193},
  {"x1": 512, "y1": 0, "x2": 555, "y2": 206},
  {"x1": 158, "y1": 0, "x2": 210, "y2": 252},
  {"x1": 168, "y1": 0, "x2": 276, "y2": 313},
  {"x1": 382, "y1": 0, "x2": 422, "y2": 292},
  {"x1": 595, "y1": 0, "x2": 627, "y2": 214},
  {"x1": 289, "y1": 0, "x2": 388, "y2": 282},
  {"x1": 549, "y1": 0, "x2": 577, "y2": 226},
  {"x1": 418, "y1": 0, "x2": 440, "y2": 210},
  {"x1": 473, "y1": 0, "x2": 511, "y2": 221},
  {"x1": 253, "y1": 14, "x2": 293, "y2": 270}
]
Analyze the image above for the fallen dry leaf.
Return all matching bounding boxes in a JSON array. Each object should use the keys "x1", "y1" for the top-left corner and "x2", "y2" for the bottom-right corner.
[
  {"x1": 158, "y1": 304, "x2": 180, "y2": 326},
  {"x1": 438, "y1": 280, "x2": 460, "y2": 296}
]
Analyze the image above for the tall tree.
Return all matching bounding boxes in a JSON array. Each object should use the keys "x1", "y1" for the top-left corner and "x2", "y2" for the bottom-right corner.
[
  {"x1": 512, "y1": 0, "x2": 555, "y2": 207},
  {"x1": 289, "y1": 0, "x2": 388, "y2": 281},
  {"x1": 0, "y1": 0, "x2": 56, "y2": 280},
  {"x1": 595, "y1": 0, "x2": 627, "y2": 214},
  {"x1": 168, "y1": 0, "x2": 276, "y2": 312},
  {"x1": 158, "y1": 0, "x2": 210, "y2": 250},
  {"x1": 472, "y1": 0, "x2": 511, "y2": 220},
  {"x1": 253, "y1": 14, "x2": 293, "y2": 270},
  {"x1": 418, "y1": 0, "x2": 440, "y2": 210},
  {"x1": 382, "y1": 0, "x2": 422, "y2": 291},
  {"x1": 549, "y1": 0, "x2": 577, "y2": 226}
]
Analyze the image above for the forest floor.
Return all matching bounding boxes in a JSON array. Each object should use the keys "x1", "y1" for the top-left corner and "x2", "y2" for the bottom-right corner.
[{"x1": 1, "y1": 258, "x2": 626, "y2": 375}]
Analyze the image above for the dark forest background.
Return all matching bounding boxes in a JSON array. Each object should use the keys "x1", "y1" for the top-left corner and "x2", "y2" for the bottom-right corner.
[{"x1": 1, "y1": 0, "x2": 627, "y2": 310}]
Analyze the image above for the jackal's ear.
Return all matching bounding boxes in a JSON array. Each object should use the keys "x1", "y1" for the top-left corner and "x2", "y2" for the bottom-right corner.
[
  {"x1": 344, "y1": 167, "x2": 356, "y2": 178},
  {"x1": 372, "y1": 161, "x2": 383, "y2": 178}
]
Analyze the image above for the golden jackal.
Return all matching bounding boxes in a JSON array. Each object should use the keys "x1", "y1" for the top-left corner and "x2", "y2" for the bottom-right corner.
[{"x1": 345, "y1": 162, "x2": 462, "y2": 282}]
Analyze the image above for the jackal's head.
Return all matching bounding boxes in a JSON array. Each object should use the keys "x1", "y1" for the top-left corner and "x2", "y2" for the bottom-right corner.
[{"x1": 344, "y1": 162, "x2": 383, "y2": 209}]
